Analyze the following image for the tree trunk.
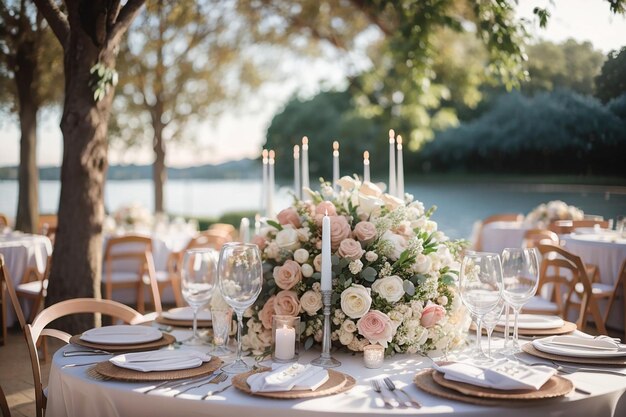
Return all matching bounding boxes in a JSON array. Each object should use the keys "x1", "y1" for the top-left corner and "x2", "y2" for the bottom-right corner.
[
  {"x1": 153, "y1": 121, "x2": 166, "y2": 214},
  {"x1": 14, "y1": 39, "x2": 40, "y2": 234},
  {"x1": 45, "y1": 28, "x2": 115, "y2": 333}
]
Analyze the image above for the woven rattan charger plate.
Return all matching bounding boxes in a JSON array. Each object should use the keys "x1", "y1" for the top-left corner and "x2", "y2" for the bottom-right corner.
[
  {"x1": 155, "y1": 316, "x2": 212, "y2": 328},
  {"x1": 232, "y1": 367, "x2": 356, "y2": 399},
  {"x1": 522, "y1": 343, "x2": 626, "y2": 366},
  {"x1": 414, "y1": 369, "x2": 572, "y2": 406},
  {"x1": 94, "y1": 356, "x2": 223, "y2": 381},
  {"x1": 69, "y1": 333, "x2": 176, "y2": 353}
]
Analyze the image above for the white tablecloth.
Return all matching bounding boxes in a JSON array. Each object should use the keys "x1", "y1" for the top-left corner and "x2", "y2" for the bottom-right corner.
[
  {"x1": 562, "y1": 232, "x2": 626, "y2": 331},
  {"x1": 478, "y1": 221, "x2": 530, "y2": 254},
  {"x1": 0, "y1": 232, "x2": 52, "y2": 326},
  {"x1": 46, "y1": 331, "x2": 626, "y2": 417}
]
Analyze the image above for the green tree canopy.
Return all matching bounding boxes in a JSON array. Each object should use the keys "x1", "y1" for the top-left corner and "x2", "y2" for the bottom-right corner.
[{"x1": 595, "y1": 46, "x2": 626, "y2": 103}]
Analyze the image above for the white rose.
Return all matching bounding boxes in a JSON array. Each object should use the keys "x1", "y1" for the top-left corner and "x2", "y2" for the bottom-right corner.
[
  {"x1": 381, "y1": 230, "x2": 408, "y2": 261},
  {"x1": 264, "y1": 242, "x2": 280, "y2": 259},
  {"x1": 413, "y1": 253, "x2": 432, "y2": 274},
  {"x1": 313, "y1": 254, "x2": 323, "y2": 272},
  {"x1": 301, "y1": 263, "x2": 314, "y2": 277},
  {"x1": 337, "y1": 176, "x2": 359, "y2": 192},
  {"x1": 409, "y1": 200, "x2": 425, "y2": 217},
  {"x1": 365, "y1": 251, "x2": 378, "y2": 262},
  {"x1": 275, "y1": 227, "x2": 300, "y2": 251},
  {"x1": 340, "y1": 284, "x2": 372, "y2": 319},
  {"x1": 381, "y1": 193, "x2": 404, "y2": 210},
  {"x1": 339, "y1": 330, "x2": 354, "y2": 345},
  {"x1": 300, "y1": 290, "x2": 323, "y2": 315},
  {"x1": 357, "y1": 194, "x2": 384, "y2": 218},
  {"x1": 359, "y1": 181, "x2": 383, "y2": 197},
  {"x1": 321, "y1": 184, "x2": 334, "y2": 198},
  {"x1": 371, "y1": 275, "x2": 405, "y2": 303},
  {"x1": 296, "y1": 227, "x2": 311, "y2": 242},
  {"x1": 293, "y1": 248, "x2": 310, "y2": 264},
  {"x1": 341, "y1": 319, "x2": 357, "y2": 333},
  {"x1": 349, "y1": 259, "x2": 363, "y2": 274}
]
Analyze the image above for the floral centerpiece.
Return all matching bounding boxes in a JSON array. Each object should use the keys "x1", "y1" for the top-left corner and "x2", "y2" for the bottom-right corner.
[
  {"x1": 243, "y1": 176, "x2": 469, "y2": 356},
  {"x1": 524, "y1": 200, "x2": 584, "y2": 227},
  {"x1": 111, "y1": 203, "x2": 153, "y2": 230}
]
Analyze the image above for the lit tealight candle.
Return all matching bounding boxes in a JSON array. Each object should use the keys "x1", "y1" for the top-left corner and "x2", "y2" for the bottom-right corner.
[
  {"x1": 293, "y1": 144, "x2": 301, "y2": 200},
  {"x1": 388, "y1": 129, "x2": 396, "y2": 196},
  {"x1": 363, "y1": 150, "x2": 370, "y2": 183},
  {"x1": 396, "y1": 135, "x2": 404, "y2": 199},
  {"x1": 363, "y1": 344, "x2": 384, "y2": 369},
  {"x1": 332, "y1": 141, "x2": 340, "y2": 192},
  {"x1": 275, "y1": 324, "x2": 296, "y2": 361}
]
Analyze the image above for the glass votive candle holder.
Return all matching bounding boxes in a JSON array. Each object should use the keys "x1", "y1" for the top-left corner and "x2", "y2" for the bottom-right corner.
[
  {"x1": 363, "y1": 344, "x2": 384, "y2": 369},
  {"x1": 210, "y1": 308, "x2": 233, "y2": 356},
  {"x1": 272, "y1": 315, "x2": 300, "y2": 363}
]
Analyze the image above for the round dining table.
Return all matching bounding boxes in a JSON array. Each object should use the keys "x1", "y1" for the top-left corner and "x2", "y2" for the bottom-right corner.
[{"x1": 45, "y1": 329, "x2": 626, "y2": 417}]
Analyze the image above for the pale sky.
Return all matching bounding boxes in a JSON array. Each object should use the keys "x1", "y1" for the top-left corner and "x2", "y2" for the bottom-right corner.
[{"x1": 1, "y1": 0, "x2": 625, "y2": 168}]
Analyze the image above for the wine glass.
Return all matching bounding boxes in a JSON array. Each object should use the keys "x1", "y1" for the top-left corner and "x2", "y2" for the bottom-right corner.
[
  {"x1": 501, "y1": 247, "x2": 540, "y2": 352},
  {"x1": 218, "y1": 243, "x2": 263, "y2": 374},
  {"x1": 481, "y1": 298, "x2": 506, "y2": 360},
  {"x1": 459, "y1": 252, "x2": 503, "y2": 361},
  {"x1": 181, "y1": 248, "x2": 218, "y2": 345}
]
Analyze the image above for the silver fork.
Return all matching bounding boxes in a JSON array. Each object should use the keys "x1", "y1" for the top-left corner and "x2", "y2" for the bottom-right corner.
[
  {"x1": 201, "y1": 380, "x2": 232, "y2": 400},
  {"x1": 63, "y1": 349, "x2": 112, "y2": 357},
  {"x1": 383, "y1": 377, "x2": 421, "y2": 408},
  {"x1": 173, "y1": 373, "x2": 227, "y2": 397},
  {"x1": 144, "y1": 373, "x2": 216, "y2": 394},
  {"x1": 370, "y1": 379, "x2": 395, "y2": 408}
]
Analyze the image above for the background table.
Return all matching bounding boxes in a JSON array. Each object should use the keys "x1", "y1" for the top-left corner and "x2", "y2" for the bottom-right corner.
[
  {"x1": 0, "y1": 232, "x2": 52, "y2": 326},
  {"x1": 478, "y1": 221, "x2": 529, "y2": 253},
  {"x1": 46, "y1": 331, "x2": 626, "y2": 417}
]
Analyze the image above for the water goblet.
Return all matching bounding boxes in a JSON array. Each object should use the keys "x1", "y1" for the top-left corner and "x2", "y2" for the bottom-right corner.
[
  {"x1": 218, "y1": 243, "x2": 263, "y2": 374},
  {"x1": 501, "y1": 247, "x2": 540, "y2": 352},
  {"x1": 459, "y1": 252, "x2": 503, "y2": 361},
  {"x1": 181, "y1": 248, "x2": 218, "y2": 345}
]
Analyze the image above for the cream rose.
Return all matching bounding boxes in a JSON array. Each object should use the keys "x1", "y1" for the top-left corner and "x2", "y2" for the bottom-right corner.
[
  {"x1": 274, "y1": 290, "x2": 300, "y2": 316},
  {"x1": 273, "y1": 259, "x2": 302, "y2": 290},
  {"x1": 337, "y1": 176, "x2": 359, "y2": 192},
  {"x1": 313, "y1": 254, "x2": 323, "y2": 272},
  {"x1": 330, "y1": 216, "x2": 352, "y2": 250},
  {"x1": 258, "y1": 295, "x2": 276, "y2": 329},
  {"x1": 371, "y1": 275, "x2": 405, "y2": 303},
  {"x1": 340, "y1": 284, "x2": 372, "y2": 319},
  {"x1": 300, "y1": 290, "x2": 323, "y2": 315},
  {"x1": 382, "y1": 193, "x2": 404, "y2": 210},
  {"x1": 338, "y1": 238, "x2": 364, "y2": 261},
  {"x1": 293, "y1": 248, "x2": 310, "y2": 264},
  {"x1": 413, "y1": 253, "x2": 432, "y2": 274},
  {"x1": 276, "y1": 207, "x2": 302, "y2": 228},
  {"x1": 359, "y1": 181, "x2": 383, "y2": 197},
  {"x1": 301, "y1": 263, "x2": 314, "y2": 277},
  {"x1": 357, "y1": 194, "x2": 384, "y2": 218},
  {"x1": 357, "y1": 310, "x2": 395, "y2": 348},
  {"x1": 339, "y1": 330, "x2": 354, "y2": 345},
  {"x1": 381, "y1": 230, "x2": 407, "y2": 261},
  {"x1": 353, "y1": 221, "x2": 377, "y2": 245},
  {"x1": 275, "y1": 227, "x2": 300, "y2": 251}
]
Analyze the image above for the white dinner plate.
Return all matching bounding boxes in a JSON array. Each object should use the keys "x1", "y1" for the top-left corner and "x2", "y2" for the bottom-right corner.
[
  {"x1": 533, "y1": 336, "x2": 626, "y2": 358},
  {"x1": 80, "y1": 325, "x2": 163, "y2": 345},
  {"x1": 497, "y1": 314, "x2": 564, "y2": 330},
  {"x1": 161, "y1": 307, "x2": 212, "y2": 321}
]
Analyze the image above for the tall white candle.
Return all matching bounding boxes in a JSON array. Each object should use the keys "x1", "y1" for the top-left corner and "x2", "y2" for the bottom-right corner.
[
  {"x1": 268, "y1": 150, "x2": 275, "y2": 218},
  {"x1": 396, "y1": 135, "x2": 404, "y2": 199},
  {"x1": 388, "y1": 129, "x2": 396, "y2": 196},
  {"x1": 254, "y1": 213, "x2": 261, "y2": 237},
  {"x1": 275, "y1": 325, "x2": 296, "y2": 360},
  {"x1": 363, "y1": 151, "x2": 370, "y2": 183},
  {"x1": 262, "y1": 149, "x2": 268, "y2": 215},
  {"x1": 321, "y1": 214, "x2": 332, "y2": 291},
  {"x1": 293, "y1": 145, "x2": 301, "y2": 200},
  {"x1": 301, "y1": 136, "x2": 309, "y2": 195},
  {"x1": 332, "y1": 141, "x2": 340, "y2": 192},
  {"x1": 239, "y1": 217, "x2": 250, "y2": 243}
]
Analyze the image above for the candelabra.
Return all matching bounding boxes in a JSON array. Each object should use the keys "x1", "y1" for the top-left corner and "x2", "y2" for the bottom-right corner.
[{"x1": 311, "y1": 290, "x2": 341, "y2": 368}]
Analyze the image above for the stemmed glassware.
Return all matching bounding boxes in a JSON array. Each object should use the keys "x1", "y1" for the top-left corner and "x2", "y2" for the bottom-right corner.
[
  {"x1": 459, "y1": 252, "x2": 503, "y2": 362},
  {"x1": 501, "y1": 247, "x2": 540, "y2": 352},
  {"x1": 481, "y1": 298, "x2": 506, "y2": 360},
  {"x1": 218, "y1": 243, "x2": 263, "y2": 374},
  {"x1": 181, "y1": 248, "x2": 218, "y2": 345}
]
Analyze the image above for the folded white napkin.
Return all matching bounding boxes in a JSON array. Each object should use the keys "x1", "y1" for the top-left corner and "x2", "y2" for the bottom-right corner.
[
  {"x1": 80, "y1": 325, "x2": 162, "y2": 345},
  {"x1": 110, "y1": 349, "x2": 211, "y2": 372},
  {"x1": 247, "y1": 363, "x2": 329, "y2": 392},
  {"x1": 162, "y1": 307, "x2": 212, "y2": 321},
  {"x1": 434, "y1": 361, "x2": 556, "y2": 391},
  {"x1": 544, "y1": 335, "x2": 620, "y2": 351}
]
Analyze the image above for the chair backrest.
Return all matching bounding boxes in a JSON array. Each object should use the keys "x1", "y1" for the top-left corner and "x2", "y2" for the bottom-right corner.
[
  {"x1": 0, "y1": 384, "x2": 10, "y2": 417},
  {"x1": 190, "y1": 230, "x2": 230, "y2": 251},
  {"x1": 37, "y1": 214, "x2": 57, "y2": 234},
  {"x1": 473, "y1": 213, "x2": 524, "y2": 251},
  {"x1": 536, "y1": 244, "x2": 606, "y2": 333},
  {"x1": 522, "y1": 229, "x2": 559, "y2": 248},
  {"x1": 548, "y1": 219, "x2": 610, "y2": 234},
  {"x1": 0, "y1": 254, "x2": 26, "y2": 329},
  {"x1": 0, "y1": 214, "x2": 9, "y2": 228},
  {"x1": 208, "y1": 223, "x2": 236, "y2": 239},
  {"x1": 25, "y1": 298, "x2": 145, "y2": 417}
]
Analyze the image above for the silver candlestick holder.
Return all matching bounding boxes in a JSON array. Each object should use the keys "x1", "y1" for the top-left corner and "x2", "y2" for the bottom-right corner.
[{"x1": 311, "y1": 290, "x2": 341, "y2": 368}]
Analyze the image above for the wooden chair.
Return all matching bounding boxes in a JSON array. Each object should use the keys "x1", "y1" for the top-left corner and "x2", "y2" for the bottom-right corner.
[
  {"x1": 208, "y1": 223, "x2": 236, "y2": 240},
  {"x1": 1, "y1": 254, "x2": 28, "y2": 342},
  {"x1": 14, "y1": 255, "x2": 51, "y2": 323},
  {"x1": 37, "y1": 214, "x2": 57, "y2": 235},
  {"x1": 584, "y1": 258, "x2": 626, "y2": 340},
  {"x1": 103, "y1": 235, "x2": 162, "y2": 314},
  {"x1": 522, "y1": 229, "x2": 559, "y2": 248},
  {"x1": 0, "y1": 384, "x2": 10, "y2": 417},
  {"x1": 0, "y1": 214, "x2": 9, "y2": 228},
  {"x1": 25, "y1": 298, "x2": 146, "y2": 417},
  {"x1": 548, "y1": 219, "x2": 610, "y2": 235},
  {"x1": 473, "y1": 213, "x2": 524, "y2": 251},
  {"x1": 523, "y1": 244, "x2": 607, "y2": 334}
]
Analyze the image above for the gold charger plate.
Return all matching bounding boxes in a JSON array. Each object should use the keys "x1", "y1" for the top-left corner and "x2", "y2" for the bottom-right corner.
[
  {"x1": 95, "y1": 355, "x2": 223, "y2": 381},
  {"x1": 232, "y1": 367, "x2": 356, "y2": 399},
  {"x1": 155, "y1": 316, "x2": 212, "y2": 328},
  {"x1": 471, "y1": 321, "x2": 577, "y2": 336},
  {"x1": 431, "y1": 369, "x2": 573, "y2": 400},
  {"x1": 522, "y1": 342, "x2": 626, "y2": 366},
  {"x1": 69, "y1": 333, "x2": 176, "y2": 353}
]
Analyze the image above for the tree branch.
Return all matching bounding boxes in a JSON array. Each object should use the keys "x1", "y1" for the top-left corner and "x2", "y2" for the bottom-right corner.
[
  {"x1": 107, "y1": 0, "x2": 122, "y2": 29},
  {"x1": 107, "y1": 0, "x2": 145, "y2": 48},
  {"x1": 32, "y1": 0, "x2": 69, "y2": 45}
]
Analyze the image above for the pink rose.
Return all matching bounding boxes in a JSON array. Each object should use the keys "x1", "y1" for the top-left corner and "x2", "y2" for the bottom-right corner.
[
  {"x1": 259, "y1": 296, "x2": 276, "y2": 329},
  {"x1": 357, "y1": 310, "x2": 395, "y2": 348},
  {"x1": 338, "y1": 238, "x2": 364, "y2": 261},
  {"x1": 276, "y1": 207, "x2": 301, "y2": 228},
  {"x1": 353, "y1": 221, "x2": 377, "y2": 245},
  {"x1": 330, "y1": 216, "x2": 351, "y2": 250},
  {"x1": 273, "y1": 259, "x2": 302, "y2": 290},
  {"x1": 274, "y1": 290, "x2": 301, "y2": 316},
  {"x1": 252, "y1": 235, "x2": 267, "y2": 251},
  {"x1": 315, "y1": 201, "x2": 337, "y2": 217},
  {"x1": 420, "y1": 303, "x2": 446, "y2": 328}
]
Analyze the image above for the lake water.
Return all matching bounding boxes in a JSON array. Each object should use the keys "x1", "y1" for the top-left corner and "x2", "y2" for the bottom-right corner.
[{"x1": 1, "y1": 179, "x2": 625, "y2": 240}]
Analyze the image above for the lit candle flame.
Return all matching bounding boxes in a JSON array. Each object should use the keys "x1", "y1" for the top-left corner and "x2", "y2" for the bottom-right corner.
[
  {"x1": 397, "y1": 135, "x2": 403, "y2": 149},
  {"x1": 389, "y1": 129, "x2": 395, "y2": 144},
  {"x1": 293, "y1": 144, "x2": 300, "y2": 157},
  {"x1": 363, "y1": 150, "x2": 369, "y2": 161},
  {"x1": 302, "y1": 136, "x2": 309, "y2": 150}
]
